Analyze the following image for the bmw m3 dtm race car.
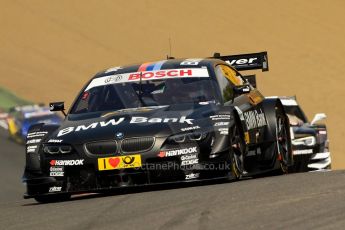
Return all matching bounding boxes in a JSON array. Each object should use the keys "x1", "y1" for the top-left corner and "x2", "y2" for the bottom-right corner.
[
  {"x1": 23, "y1": 52, "x2": 293, "y2": 203},
  {"x1": 269, "y1": 96, "x2": 331, "y2": 172}
]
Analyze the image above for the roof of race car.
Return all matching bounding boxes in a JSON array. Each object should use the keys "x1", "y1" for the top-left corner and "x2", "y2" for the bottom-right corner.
[
  {"x1": 94, "y1": 58, "x2": 226, "y2": 79},
  {"x1": 13, "y1": 104, "x2": 42, "y2": 112},
  {"x1": 23, "y1": 108, "x2": 55, "y2": 119}
]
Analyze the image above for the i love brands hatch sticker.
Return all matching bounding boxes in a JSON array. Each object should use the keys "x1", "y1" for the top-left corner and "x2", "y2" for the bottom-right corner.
[{"x1": 97, "y1": 155, "x2": 142, "y2": 171}]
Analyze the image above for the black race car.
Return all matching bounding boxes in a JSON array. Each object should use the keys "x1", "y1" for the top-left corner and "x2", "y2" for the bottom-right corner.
[
  {"x1": 268, "y1": 96, "x2": 331, "y2": 172},
  {"x1": 23, "y1": 52, "x2": 293, "y2": 203}
]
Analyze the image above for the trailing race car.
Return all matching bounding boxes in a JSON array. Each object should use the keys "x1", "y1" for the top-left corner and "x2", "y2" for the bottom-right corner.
[
  {"x1": 268, "y1": 96, "x2": 331, "y2": 172},
  {"x1": 0, "y1": 109, "x2": 9, "y2": 130},
  {"x1": 7, "y1": 105, "x2": 62, "y2": 144},
  {"x1": 23, "y1": 52, "x2": 293, "y2": 203}
]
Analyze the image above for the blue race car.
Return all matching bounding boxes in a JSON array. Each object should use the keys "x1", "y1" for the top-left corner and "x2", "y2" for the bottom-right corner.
[{"x1": 7, "y1": 105, "x2": 62, "y2": 144}]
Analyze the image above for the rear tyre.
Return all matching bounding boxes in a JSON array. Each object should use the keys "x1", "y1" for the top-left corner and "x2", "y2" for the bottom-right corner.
[
  {"x1": 34, "y1": 194, "x2": 71, "y2": 203},
  {"x1": 229, "y1": 120, "x2": 246, "y2": 180}
]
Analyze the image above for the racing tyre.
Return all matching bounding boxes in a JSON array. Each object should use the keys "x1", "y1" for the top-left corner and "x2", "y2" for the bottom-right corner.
[
  {"x1": 229, "y1": 120, "x2": 246, "y2": 180},
  {"x1": 34, "y1": 194, "x2": 71, "y2": 203},
  {"x1": 275, "y1": 105, "x2": 293, "y2": 173}
]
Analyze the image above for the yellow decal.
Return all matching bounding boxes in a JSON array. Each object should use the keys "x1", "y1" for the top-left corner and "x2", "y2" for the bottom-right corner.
[
  {"x1": 248, "y1": 89, "x2": 264, "y2": 105},
  {"x1": 98, "y1": 155, "x2": 142, "y2": 171},
  {"x1": 7, "y1": 118, "x2": 18, "y2": 135},
  {"x1": 244, "y1": 132, "x2": 250, "y2": 144},
  {"x1": 219, "y1": 65, "x2": 242, "y2": 86}
]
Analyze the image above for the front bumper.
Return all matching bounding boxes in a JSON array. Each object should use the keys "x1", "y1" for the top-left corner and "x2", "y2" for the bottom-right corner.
[
  {"x1": 23, "y1": 147, "x2": 232, "y2": 198},
  {"x1": 23, "y1": 161, "x2": 232, "y2": 198},
  {"x1": 293, "y1": 150, "x2": 332, "y2": 171},
  {"x1": 23, "y1": 171, "x2": 231, "y2": 199},
  {"x1": 307, "y1": 152, "x2": 331, "y2": 170},
  {"x1": 24, "y1": 128, "x2": 236, "y2": 198}
]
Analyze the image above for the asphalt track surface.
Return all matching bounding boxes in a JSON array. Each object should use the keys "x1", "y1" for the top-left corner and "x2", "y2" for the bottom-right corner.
[{"x1": 0, "y1": 128, "x2": 344, "y2": 230}]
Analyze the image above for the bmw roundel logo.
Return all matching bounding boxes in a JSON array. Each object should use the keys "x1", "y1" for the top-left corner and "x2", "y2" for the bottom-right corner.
[{"x1": 115, "y1": 132, "x2": 124, "y2": 140}]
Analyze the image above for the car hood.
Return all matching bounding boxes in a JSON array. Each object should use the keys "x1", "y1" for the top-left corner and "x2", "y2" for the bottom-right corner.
[{"x1": 46, "y1": 104, "x2": 223, "y2": 144}]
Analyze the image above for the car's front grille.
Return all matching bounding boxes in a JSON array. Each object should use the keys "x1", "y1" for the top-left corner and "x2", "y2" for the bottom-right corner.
[
  {"x1": 121, "y1": 137, "x2": 155, "y2": 153},
  {"x1": 85, "y1": 140, "x2": 118, "y2": 156}
]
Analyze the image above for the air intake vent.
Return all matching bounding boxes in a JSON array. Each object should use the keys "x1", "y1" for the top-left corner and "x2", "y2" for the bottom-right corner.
[
  {"x1": 85, "y1": 140, "x2": 118, "y2": 156},
  {"x1": 121, "y1": 137, "x2": 155, "y2": 153}
]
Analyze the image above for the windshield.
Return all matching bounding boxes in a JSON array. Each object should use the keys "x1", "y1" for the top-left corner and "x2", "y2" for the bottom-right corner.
[{"x1": 70, "y1": 68, "x2": 219, "y2": 114}]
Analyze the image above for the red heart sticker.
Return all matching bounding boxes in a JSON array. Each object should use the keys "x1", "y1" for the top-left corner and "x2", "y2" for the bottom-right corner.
[
  {"x1": 50, "y1": 160, "x2": 56, "y2": 166},
  {"x1": 108, "y1": 157, "x2": 120, "y2": 168},
  {"x1": 158, "y1": 151, "x2": 166, "y2": 158}
]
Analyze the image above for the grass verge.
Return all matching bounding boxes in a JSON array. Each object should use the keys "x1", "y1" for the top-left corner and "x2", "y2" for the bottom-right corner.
[{"x1": 0, "y1": 87, "x2": 32, "y2": 112}]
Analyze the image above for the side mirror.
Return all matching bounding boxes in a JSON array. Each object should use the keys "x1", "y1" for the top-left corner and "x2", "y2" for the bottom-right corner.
[
  {"x1": 234, "y1": 84, "x2": 251, "y2": 95},
  {"x1": 243, "y1": 75, "x2": 257, "y2": 88},
  {"x1": 311, "y1": 113, "x2": 326, "y2": 125},
  {"x1": 49, "y1": 102, "x2": 66, "y2": 117}
]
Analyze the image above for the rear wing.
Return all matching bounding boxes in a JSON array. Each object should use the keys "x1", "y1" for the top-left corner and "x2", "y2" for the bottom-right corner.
[{"x1": 212, "y1": 51, "x2": 269, "y2": 72}]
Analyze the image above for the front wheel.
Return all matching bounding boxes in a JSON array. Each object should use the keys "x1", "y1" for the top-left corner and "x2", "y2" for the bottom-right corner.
[{"x1": 229, "y1": 121, "x2": 246, "y2": 180}]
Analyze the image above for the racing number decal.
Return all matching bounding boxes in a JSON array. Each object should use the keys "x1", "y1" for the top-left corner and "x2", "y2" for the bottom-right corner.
[
  {"x1": 180, "y1": 59, "x2": 202, "y2": 66},
  {"x1": 98, "y1": 155, "x2": 142, "y2": 171},
  {"x1": 181, "y1": 61, "x2": 198, "y2": 65}
]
